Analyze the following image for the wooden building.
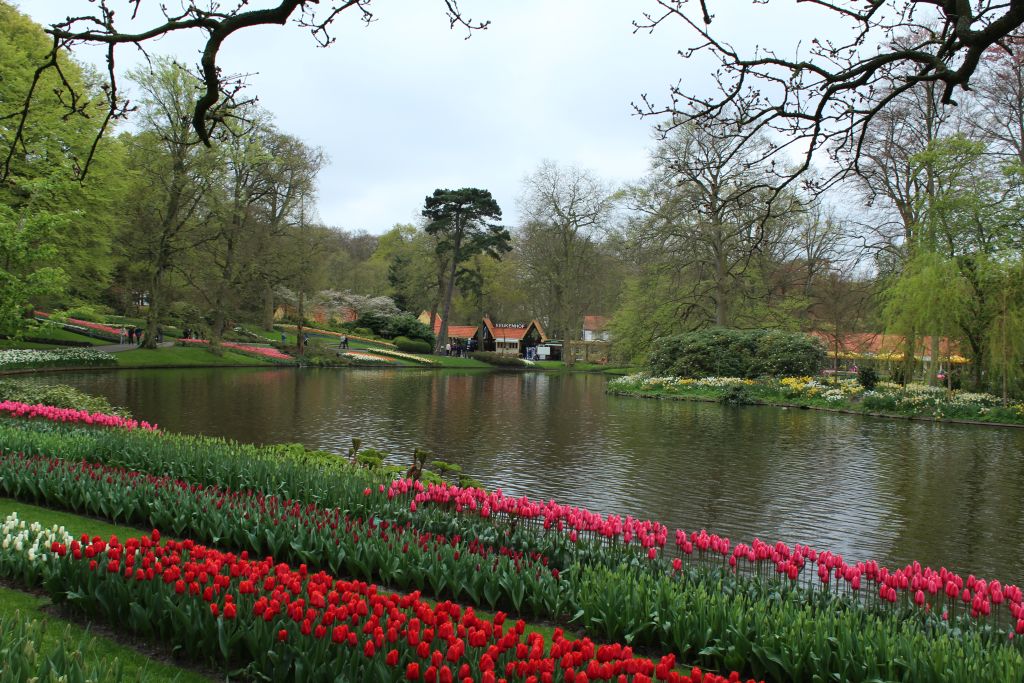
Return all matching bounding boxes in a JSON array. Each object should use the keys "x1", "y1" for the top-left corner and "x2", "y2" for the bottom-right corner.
[{"x1": 480, "y1": 317, "x2": 547, "y2": 357}]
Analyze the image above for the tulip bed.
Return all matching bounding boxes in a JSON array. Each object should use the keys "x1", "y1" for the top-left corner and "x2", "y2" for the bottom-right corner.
[
  {"x1": 176, "y1": 338, "x2": 294, "y2": 362},
  {"x1": 0, "y1": 513, "x2": 751, "y2": 683},
  {"x1": 0, "y1": 418, "x2": 1023, "y2": 681},
  {"x1": 0, "y1": 400, "x2": 157, "y2": 431}
]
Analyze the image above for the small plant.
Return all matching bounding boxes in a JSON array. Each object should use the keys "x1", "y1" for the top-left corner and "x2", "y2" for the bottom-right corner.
[{"x1": 406, "y1": 447, "x2": 431, "y2": 481}]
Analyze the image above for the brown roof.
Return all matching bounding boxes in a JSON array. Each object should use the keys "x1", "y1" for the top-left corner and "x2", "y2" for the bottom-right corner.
[{"x1": 583, "y1": 315, "x2": 609, "y2": 332}]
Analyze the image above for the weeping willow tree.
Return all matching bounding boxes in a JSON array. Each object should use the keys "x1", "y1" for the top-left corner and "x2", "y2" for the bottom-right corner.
[
  {"x1": 882, "y1": 251, "x2": 970, "y2": 387},
  {"x1": 986, "y1": 260, "x2": 1024, "y2": 404}
]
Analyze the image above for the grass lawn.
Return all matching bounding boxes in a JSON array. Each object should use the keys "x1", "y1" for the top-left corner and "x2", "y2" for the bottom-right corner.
[
  {"x1": 0, "y1": 499, "x2": 211, "y2": 682},
  {"x1": 29, "y1": 326, "x2": 109, "y2": 346},
  {"x1": 428, "y1": 354, "x2": 491, "y2": 368},
  {"x1": 0, "y1": 339, "x2": 62, "y2": 350},
  {"x1": 116, "y1": 346, "x2": 274, "y2": 367}
]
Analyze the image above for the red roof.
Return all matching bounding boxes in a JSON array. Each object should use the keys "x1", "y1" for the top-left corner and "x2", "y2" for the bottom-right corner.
[
  {"x1": 583, "y1": 315, "x2": 609, "y2": 332},
  {"x1": 431, "y1": 318, "x2": 478, "y2": 340}
]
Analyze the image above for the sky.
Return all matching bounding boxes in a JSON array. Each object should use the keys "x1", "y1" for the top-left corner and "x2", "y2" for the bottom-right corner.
[{"x1": 19, "y1": 1, "x2": 859, "y2": 234}]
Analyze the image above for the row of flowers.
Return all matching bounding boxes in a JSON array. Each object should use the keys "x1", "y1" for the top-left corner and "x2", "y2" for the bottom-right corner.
[
  {"x1": 341, "y1": 350, "x2": 399, "y2": 365},
  {"x1": 369, "y1": 348, "x2": 440, "y2": 365},
  {"x1": 382, "y1": 479, "x2": 1024, "y2": 632},
  {"x1": 34, "y1": 311, "x2": 122, "y2": 339},
  {"x1": 0, "y1": 348, "x2": 117, "y2": 370},
  {"x1": 0, "y1": 453, "x2": 568, "y2": 618},
  {"x1": 176, "y1": 338, "x2": 293, "y2": 362},
  {"x1": 0, "y1": 400, "x2": 157, "y2": 431},
  {"x1": 0, "y1": 512, "x2": 753, "y2": 683}
]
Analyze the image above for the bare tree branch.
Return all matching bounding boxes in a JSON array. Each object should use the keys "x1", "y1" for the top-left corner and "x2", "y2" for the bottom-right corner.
[
  {"x1": 3, "y1": 1, "x2": 489, "y2": 181},
  {"x1": 635, "y1": 1, "x2": 1024, "y2": 190}
]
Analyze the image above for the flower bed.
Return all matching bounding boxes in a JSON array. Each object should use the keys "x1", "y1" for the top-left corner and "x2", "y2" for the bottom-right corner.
[
  {"x1": 1, "y1": 437, "x2": 1022, "y2": 680},
  {"x1": 0, "y1": 513, "x2": 755, "y2": 683},
  {"x1": 277, "y1": 324, "x2": 397, "y2": 348},
  {"x1": 176, "y1": 338, "x2": 293, "y2": 362},
  {"x1": 0, "y1": 348, "x2": 117, "y2": 370},
  {"x1": 609, "y1": 373, "x2": 1024, "y2": 424},
  {"x1": 0, "y1": 400, "x2": 156, "y2": 431},
  {"x1": 341, "y1": 350, "x2": 399, "y2": 365},
  {"x1": 34, "y1": 311, "x2": 121, "y2": 340},
  {"x1": 367, "y1": 348, "x2": 439, "y2": 365}
]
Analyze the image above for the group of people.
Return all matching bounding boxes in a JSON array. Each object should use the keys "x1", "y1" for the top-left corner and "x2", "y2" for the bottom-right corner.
[
  {"x1": 118, "y1": 326, "x2": 145, "y2": 346},
  {"x1": 443, "y1": 339, "x2": 474, "y2": 357},
  {"x1": 180, "y1": 327, "x2": 201, "y2": 340}
]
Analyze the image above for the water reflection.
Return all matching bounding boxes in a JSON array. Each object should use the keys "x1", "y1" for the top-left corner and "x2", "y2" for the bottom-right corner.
[{"x1": 27, "y1": 368, "x2": 1024, "y2": 584}]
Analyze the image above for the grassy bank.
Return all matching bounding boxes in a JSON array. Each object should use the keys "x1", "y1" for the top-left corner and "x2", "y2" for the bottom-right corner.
[
  {"x1": 116, "y1": 346, "x2": 276, "y2": 368},
  {"x1": 0, "y1": 499, "x2": 211, "y2": 682},
  {"x1": 607, "y1": 373, "x2": 1024, "y2": 426}
]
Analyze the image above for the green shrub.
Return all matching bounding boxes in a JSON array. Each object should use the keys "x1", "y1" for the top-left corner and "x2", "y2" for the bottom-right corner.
[
  {"x1": 394, "y1": 336, "x2": 433, "y2": 354},
  {"x1": 648, "y1": 328, "x2": 825, "y2": 378},
  {"x1": 858, "y1": 366, "x2": 880, "y2": 390},
  {"x1": 356, "y1": 312, "x2": 434, "y2": 344},
  {"x1": 470, "y1": 351, "x2": 528, "y2": 367}
]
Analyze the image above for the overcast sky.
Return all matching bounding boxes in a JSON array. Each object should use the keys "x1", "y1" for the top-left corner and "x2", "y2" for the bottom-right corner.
[{"x1": 20, "y1": 1, "x2": 858, "y2": 234}]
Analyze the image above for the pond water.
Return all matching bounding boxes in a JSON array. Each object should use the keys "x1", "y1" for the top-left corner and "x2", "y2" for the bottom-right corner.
[{"x1": 29, "y1": 367, "x2": 1024, "y2": 584}]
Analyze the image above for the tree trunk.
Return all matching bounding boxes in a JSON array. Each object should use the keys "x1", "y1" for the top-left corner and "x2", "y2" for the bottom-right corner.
[
  {"x1": 297, "y1": 290, "x2": 305, "y2": 355},
  {"x1": 435, "y1": 229, "x2": 462, "y2": 355},
  {"x1": 262, "y1": 283, "x2": 275, "y2": 330}
]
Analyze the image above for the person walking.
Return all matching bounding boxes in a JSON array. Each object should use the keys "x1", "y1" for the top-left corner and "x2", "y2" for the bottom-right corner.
[
  {"x1": 119, "y1": 326, "x2": 127, "y2": 344},
  {"x1": 127, "y1": 327, "x2": 135, "y2": 345}
]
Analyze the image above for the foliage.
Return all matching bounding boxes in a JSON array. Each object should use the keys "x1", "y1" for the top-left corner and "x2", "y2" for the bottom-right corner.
[
  {"x1": 423, "y1": 188, "x2": 510, "y2": 352},
  {"x1": 0, "y1": 610, "x2": 125, "y2": 682},
  {"x1": 355, "y1": 311, "x2": 433, "y2": 343},
  {"x1": 647, "y1": 329, "x2": 825, "y2": 379}
]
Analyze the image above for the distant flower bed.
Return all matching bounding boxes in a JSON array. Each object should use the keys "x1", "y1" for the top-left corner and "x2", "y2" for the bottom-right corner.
[
  {"x1": 34, "y1": 311, "x2": 120, "y2": 339},
  {"x1": 277, "y1": 324, "x2": 397, "y2": 348},
  {"x1": 177, "y1": 338, "x2": 293, "y2": 362},
  {"x1": 369, "y1": 348, "x2": 438, "y2": 365},
  {"x1": 340, "y1": 350, "x2": 396, "y2": 365},
  {"x1": 0, "y1": 348, "x2": 116, "y2": 370},
  {"x1": 609, "y1": 373, "x2": 1024, "y2": 424},
  {"x1": 0, "y1": 400, "x2": 156, "y2": 431}
]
